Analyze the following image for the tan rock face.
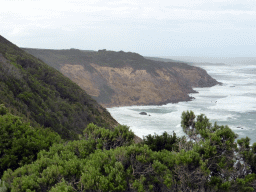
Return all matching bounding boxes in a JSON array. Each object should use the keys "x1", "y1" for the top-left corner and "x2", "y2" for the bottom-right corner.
[
  {"x1": 60, "y1": 63, "x2": 217, "y2": 108},
  {"x1": 23, "y1": 48, "x2": 219, "y2": 108},
  {"x1": 60, "y1": 64, "x2": 100, "y2": 97}
]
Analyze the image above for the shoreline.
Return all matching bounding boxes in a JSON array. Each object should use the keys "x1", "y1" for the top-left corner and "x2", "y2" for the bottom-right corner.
[
  {"x1": 104, "y1": 96, "x2": 194, "y2": 108},
  {"x1": 104, "y1": 83, "x2": 222, "y2": 108}
]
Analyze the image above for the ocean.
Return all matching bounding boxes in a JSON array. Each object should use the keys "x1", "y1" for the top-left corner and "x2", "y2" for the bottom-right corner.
[{"x1": 107, "y1": 57, "x2": 256, "y2": 144}]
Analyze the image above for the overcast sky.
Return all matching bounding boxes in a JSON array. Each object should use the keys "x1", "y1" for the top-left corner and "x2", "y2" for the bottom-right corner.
[{"x1": 1, "y1": 0, "x2": 256, "y2": 57}]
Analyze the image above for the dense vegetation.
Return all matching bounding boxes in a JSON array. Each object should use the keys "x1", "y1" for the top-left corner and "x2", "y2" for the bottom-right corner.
[
  {"x1": 1, "y1": 109, "x2": 256, "y2": 191},
  {"x1": 0, "y1": 104, "x2": 62, "y2": 177},
  {"x1": 0, "y1": 35, "x2": 117, "y2": 140}
]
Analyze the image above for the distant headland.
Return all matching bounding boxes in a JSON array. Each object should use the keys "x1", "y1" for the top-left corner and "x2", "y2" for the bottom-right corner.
[{"x1": 23, "y1": 48, "x2": 221, "y2": 108}]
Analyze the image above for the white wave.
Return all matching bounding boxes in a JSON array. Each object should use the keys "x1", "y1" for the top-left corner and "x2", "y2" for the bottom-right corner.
[
  {"x1": 209, "y1": 96, "x2": 256, "y2": 113},
  {"x1": 239, "y1": 65, "x2": 256, "y2": 70},
  {"x1": 107, "y1": 62, "x2": 256, "y2": 142}
]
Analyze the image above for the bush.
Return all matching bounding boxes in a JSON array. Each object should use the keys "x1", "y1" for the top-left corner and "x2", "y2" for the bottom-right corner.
[
  {"x1": 0, "y1": 107, "x2": 62, "y2": 177},
  {"x1": 2, "y1": 111, "x2": 256, "y2": 191},
  {"x1": 82, "y1": 123, "x2": 135, "y2": 150},
  {"x1": 142, "y1": 131, "x2": 180, "y2": 152},
  {"x1": 0, "y1": 180, "x2": 7, "y2": 192},
  {"x1": 0, "y1": 104, "x2": 7, "y2": 115}
]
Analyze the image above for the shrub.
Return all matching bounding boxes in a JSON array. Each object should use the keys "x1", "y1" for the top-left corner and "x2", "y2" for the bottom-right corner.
[{"x1": 0, "y1": 107, "x2": 62, "y2": 177}]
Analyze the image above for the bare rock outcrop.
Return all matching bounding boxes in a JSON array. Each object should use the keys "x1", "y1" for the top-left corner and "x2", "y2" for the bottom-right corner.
[{"x1": 23, "y1": 48, "x2": 220, "y2": 108}]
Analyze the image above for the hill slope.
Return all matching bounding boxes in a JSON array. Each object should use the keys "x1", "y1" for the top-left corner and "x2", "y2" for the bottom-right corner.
[
  {"x1": 23, "y1": 48, "x2": 220, "y2": 107},
  {"x1": 0, "y1": 36, "x2": 117, "y2": 140}
]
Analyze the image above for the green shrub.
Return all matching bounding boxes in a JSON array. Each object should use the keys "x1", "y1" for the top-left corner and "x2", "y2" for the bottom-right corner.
[
  {"x1": 0, "y1": 108, "x2": 62, "y2": 177},
  {"x1": 142, "y1": 131, "x2": 180, "y2": 152},
  {"x1": 0, "y1": 180, "x2": 7, "y2": 192},
  {"x1": 83, "y1": 123, "x2": 135, "y2": 150},
  {"x1": 0, "y1": 104, "x2": 7, "y2": 115},
  {"x1": 2, "y1": 111, "x2": 256, "y2": 191}
]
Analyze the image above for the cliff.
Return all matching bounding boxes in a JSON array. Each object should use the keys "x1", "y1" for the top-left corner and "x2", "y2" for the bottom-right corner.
[{"x1": 23, "y1": 48, "x2": 220, "y2": 108}]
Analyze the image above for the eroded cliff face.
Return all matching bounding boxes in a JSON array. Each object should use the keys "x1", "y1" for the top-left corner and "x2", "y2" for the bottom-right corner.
[
  {"x1": 59, "y1": 63, "x2": 218, "y2": 108},
  {"x1": 23, "y1": 48, "x2": 220, "y2": 108}
]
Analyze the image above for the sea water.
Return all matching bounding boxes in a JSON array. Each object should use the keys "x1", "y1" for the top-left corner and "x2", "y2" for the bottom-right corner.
[{"x1": 107, "y1": 58, "x2": 256, "y2": 144}]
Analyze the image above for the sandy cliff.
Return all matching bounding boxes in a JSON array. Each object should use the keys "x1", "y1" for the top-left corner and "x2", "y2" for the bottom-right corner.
[{"x1": 23, "y1": 49, "x2": 220, "y2": 108}]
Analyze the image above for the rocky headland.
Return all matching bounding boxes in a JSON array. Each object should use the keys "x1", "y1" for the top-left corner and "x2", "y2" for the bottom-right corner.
[{"x1": 23, "y1": 48, "x2": 220, "y2": 108}]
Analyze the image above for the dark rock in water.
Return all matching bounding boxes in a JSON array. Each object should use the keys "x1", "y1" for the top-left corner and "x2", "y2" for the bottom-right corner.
[
  {"x1": 139, "y1": 112, "x2": 147, "y2": 115},
  {"x1": 149, "y1": 114, "x2": 151, "y2": 116}
]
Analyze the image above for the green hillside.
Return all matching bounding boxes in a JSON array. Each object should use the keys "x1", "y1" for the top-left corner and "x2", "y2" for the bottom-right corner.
[{"x1": 0, "y1": 35, "x2": 117, "y2": 140}]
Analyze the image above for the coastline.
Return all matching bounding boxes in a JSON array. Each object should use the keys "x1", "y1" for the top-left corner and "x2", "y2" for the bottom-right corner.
[{"x1": 103, "y1": 82, "x2": 222, "y2": 108}]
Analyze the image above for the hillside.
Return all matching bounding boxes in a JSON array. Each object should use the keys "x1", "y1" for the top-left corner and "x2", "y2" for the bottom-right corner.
[
  {"x1": 23, "y1": 48, "x2": 220, "y2": 107},
  {"x1": 0, "y1": 36, "x2": 117, "y2": 140}
]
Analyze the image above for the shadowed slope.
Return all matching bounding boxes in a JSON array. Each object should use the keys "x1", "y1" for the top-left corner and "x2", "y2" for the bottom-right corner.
[{"x1": 0, "y1": 35, "x2": 117, "y2": 140}]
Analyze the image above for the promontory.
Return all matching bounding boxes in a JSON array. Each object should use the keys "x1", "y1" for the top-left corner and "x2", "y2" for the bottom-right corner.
[{"x1": 23, "y1": 48, "x2": 220, "y2": 108}]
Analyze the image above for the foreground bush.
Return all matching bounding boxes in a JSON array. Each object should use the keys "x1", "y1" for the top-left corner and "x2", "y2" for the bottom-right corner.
[
  {"x1": 2, "y1": 111, "x2": 256, "y2": 191},
  {"x1": 2, "y1": 124, "x2": 136, "y2": 191},
  {"x1": 142, "y1": 131, "x2": 181, "y2": 152},
  {"x1": 0, "y1": 104, "x2": 62, "y2": 177}
]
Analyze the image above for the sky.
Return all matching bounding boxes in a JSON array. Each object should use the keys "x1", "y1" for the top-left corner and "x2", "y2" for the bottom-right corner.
[{"x1": 1, "y1": 0, "x2": 256, "y2": 57}]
